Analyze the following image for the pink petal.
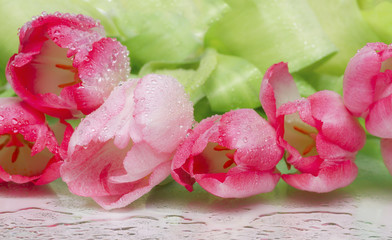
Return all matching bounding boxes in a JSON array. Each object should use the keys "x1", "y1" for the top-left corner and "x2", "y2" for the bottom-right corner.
[
  {"x1": 219, "y1": 109, "x2": 283, "y2": 171},
  {"x1": 366, "y1": 95, "x2": 392, "y2": 138},
  {"x1": 309, "y1": 90, "x2": 366, "y2": 153},
  {"x1": 118, "y1": 141, "x2": 171, "y2": 182},
  {"x1": 67, "y1": 80, "x2": 137, "y2": 153},
  {"x1": 19, "y1": 13, "x2": 103, "y2": 53},
  {"x1": 133, "y1": 74, "x2": 194, "y2": 153},
  {"x1": 75, "y1": 38, "x2": 130, "y2": 115},
  {"x1": 260, "y1": 62, "x2": 301, "y2": 126},
  {"x1": 282, "y1": 160, "x2": 358, "y2": 193},
  {"x1": 61, "y1": 139, "x2": 134, "y2": 197},
  {"x1": 343, "y1": 43, "x2": 392, "y2": 117},
  {"x1": 380, "y1": 138, "x2": 392, "y2": 175},
  {"x1": 93, "y1": 161, "x2": 171, "y2": 210},
  {"x1": 195, "y1": 170, "x2": 281, "y2": 198}
]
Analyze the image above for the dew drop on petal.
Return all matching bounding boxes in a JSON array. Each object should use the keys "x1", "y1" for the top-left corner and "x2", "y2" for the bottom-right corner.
[{"x1": 84, "y1": 120, "x2": 90, "y2": 126}]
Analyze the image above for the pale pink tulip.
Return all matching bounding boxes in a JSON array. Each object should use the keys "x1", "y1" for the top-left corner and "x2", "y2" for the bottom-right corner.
[
  {"x1": 6, "y1": 13, "x2": 130, "y2": 119},
  {"x1": 261, "y1": 62, "x2": 366, "y2": 192},
  {"x1": 171, "y1": 109, "x2": 283, "y2": 198},
  {"x1": 61, "y1": 74, "x2": 194, "y2": 210}
]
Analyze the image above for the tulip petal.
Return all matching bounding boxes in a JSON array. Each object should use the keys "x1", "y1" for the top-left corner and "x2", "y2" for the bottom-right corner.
[
  {"x1": 93, "y1": 161, "x2": 171, "y2": 210},
  {"x1": 260, "y1": 62, "x2": 301, "y2": 126},
  {"x1": 219, "y1": 109, "x2": 283, "y2": 171},
  {"x1": 76, "y1": 38, "x2": 130, "y2": 114},
  {"x1": 195, "y1": 170, "x2": 280, "y2": 198},
  {"x1": 119, "y1": 142, "x2": 171, "y2": 182},
  {"x1": 61, "y1": 139, "x2": 134, "y2": 197},
  {"x1": 282, "y1": 160, "x2": 358, "y2": 193},
  {"x1": 309, "y1": 90, "x2": 366, "y2": 153},
  {"x1": 366, "y1": 95, "x2": 392, "y2": 138},
  {"x1": 133, "y1": 74, "x2": 194, "y2": 153}
]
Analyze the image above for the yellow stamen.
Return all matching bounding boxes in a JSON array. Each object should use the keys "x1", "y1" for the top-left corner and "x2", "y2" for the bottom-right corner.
[
  {"x1": 55, "y1": 64, "x2": 81, "y2": 88},
  {"x1": 293, "y1": 126, "x2": 317, "y2": 156}
]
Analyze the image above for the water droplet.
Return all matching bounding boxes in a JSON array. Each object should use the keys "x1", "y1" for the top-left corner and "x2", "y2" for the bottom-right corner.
[
  {"x1": 0, "y1": 115, "x2": 4, "y2": 120},
  {"x1": 11, "y1": 118, "x2": 18, "y2": 125},
  {"x1": 243, "y1": 137, "x2": 248, "y2": 143}
]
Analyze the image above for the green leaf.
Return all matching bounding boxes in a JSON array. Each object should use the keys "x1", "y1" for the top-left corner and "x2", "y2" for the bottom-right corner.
[
  {"x1": 360, "y1": 0, "x2": 392, "y2": 44},
  {"x1": 291, "y1": 74, "x2": 317, "y2": 98},
  {"x1": 205, "y1": 0, "x2": 337, "y2": 73},
  {"x1": 203, "y1": 54, "x2": 263, "y2": 112},
  {"x1": 295, "y1": 71, "x2": 344, "y2": 95},
  {"x1": 193, "y1": 97, "x2": 216, "y2": 122},
  {"x1": 139, "y1": 49, "x2": 218, "y2": 103},
  {"x1": 87, "y1": 0, "x2": 228, "y2": 72},
  {"x1": 307, "y1": 0, "x2": 380, "y2": 75},
  {"x1": 0, "y1": 84, "x2": 16, "y2": 98}
]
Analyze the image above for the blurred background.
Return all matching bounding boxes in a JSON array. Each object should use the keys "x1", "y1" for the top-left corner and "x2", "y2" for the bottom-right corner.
[{"x1": 0, "y1": 0, "x2": 390, "y2": 119}]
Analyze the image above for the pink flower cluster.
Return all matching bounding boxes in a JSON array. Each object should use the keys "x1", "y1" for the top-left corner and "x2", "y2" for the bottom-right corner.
[
  {"x1": 1, "y1": 12, "x2": 388, "y2": 210},
  {"x1": 3, "y1": 12, "x2": 195, "y2": 210},
  {"x1": 171, "y1": 62, "x2": 366, "y2": 198}
]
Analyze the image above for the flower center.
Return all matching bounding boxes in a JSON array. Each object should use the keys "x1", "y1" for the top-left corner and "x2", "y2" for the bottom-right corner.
[
  {"x1": 213, "y1": 144, "x2": 236, "y2": 169},
  {"x1": 283, "y1": 113, "x2": 318, "y2": 157},
  {"x1": 31, "y1": 39, "x2": 81, "y2": 95},
  {"x1": 0, "y1": 134, "x2": 33, "y2": 163},
  {"x1": 192, "y1": 142, "x2": 237, "y2": 174},
  {"x1": 0, "y1": 134, "x2": 52, "y2": 176},
  {"x1": 55, "y1": 64, "x2": 82, "y2": 88}
]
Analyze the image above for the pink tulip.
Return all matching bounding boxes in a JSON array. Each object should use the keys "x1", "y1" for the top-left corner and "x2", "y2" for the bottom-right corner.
[
  {"x1": 260, "y1": 62, "x2": 366, "y2": 192},
  {"x1": 6, "y1": 12, "x2": 130, "y2": 119},
  {"x1": 343, "y1": 42, "x2": 392, "y2": 138},
  {"x1": 171, "y1": 109, "x2": 283, "y2": 198},
  {"x1": 61, "y1": 74, "x2": 194, "y2": 210},
  {"x1": 0, "y1": 97, "x2": 64, "y2": 185},
  {"x1": 343, "y1": 43, "x2": 392, "y2": 176}
]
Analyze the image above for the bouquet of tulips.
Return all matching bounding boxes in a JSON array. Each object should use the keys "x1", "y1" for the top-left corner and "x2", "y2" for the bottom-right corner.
[{"x1": 0, "y1": 0, "x2": 391, "y2": 210}]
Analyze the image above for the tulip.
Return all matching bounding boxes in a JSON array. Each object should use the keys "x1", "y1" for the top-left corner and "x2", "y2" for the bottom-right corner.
[
  {"x1": 61, "y1": 74, "x2": 194, "y2": 209},
  {"x1": 0, "y1": 97, "x2": 64, "y2": 184},
  {"x1": 171, "y1": 109, "x2": 283, "y2": 198},
  {"x1": 343, "y1": 43, "x2": 392, "y2": 175},
  {"x1": 6, "y1": 12, "x2": 130, "y2": 119},
  {"x1": 261, "y1": 62, "x2": 366, "y2": 192}
]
